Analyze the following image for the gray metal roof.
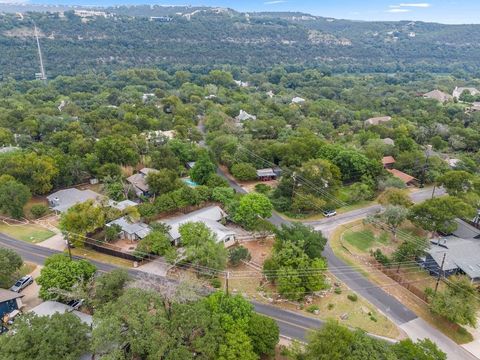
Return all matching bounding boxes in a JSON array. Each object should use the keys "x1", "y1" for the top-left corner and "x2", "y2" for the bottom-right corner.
[
  {"x1": 161, "y1": 205, "x2": 234, "y2": 242},
  {"x1": 108, "y1": 199, "x2": 138, "y2": 211},
  {"x1": 107, "y1": 216, "x2": 151, "y2": 238},
  {"x1": 30, "y1": 301, "x2": 93, "y2": 326},
  {"x1": 46, "y1": 188, "x2": 102, "y2": 213},
  {"x1": 0, "y1": 288, "x2": 23, "y2": 303},
  {"x1": 452, "y1": 219, "x2": 480, "y2": 239},
  {"x1": 428, "y1": 236, "x2": 480, "y2": 280},
  {"x1": 257, "y1": 168, "x2": 276, "y2": 177}
]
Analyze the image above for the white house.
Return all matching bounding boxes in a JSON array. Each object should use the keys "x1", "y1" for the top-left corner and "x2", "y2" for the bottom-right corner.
[
  {"x1": 106, "y1": 216, "x2": 151, "y2": 241},
  {"x1": 46, "y1": 188, "x2": 103, "y2": 213},
  {"x1": 291, "y1": 96, "x2": 306, "y2": 104},
  {"x1": 161, "y1": 206, "x2": 236, "y2": 247}
]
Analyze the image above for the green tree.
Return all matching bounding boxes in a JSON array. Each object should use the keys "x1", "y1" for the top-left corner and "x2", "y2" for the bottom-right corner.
[
  {"x1": 59, "y1": 200, "x2": 106, "y2": 246},
  {"x1": 231, "y1": 163, "x2": 257, "y2": 181},
  {"x1": 228, "y1": 246, "x2": 251, "y2": 266},
  {"x1": 0, "y1": 152, "x2": 58, "y2": 194},
  {"x1": 218, "y1": 329, "x2": 258, "y2": 360},
  {"x1": 247, "y1": 313, "x2": 280, "y2": 357},
  {"x1": 190, "y1": 154, "x2": 216, "y2": 185},
  {"x1": 0, "y1": 175, "x2": 31, "y2": 218},
  {"x1": 95, "y1": 135, "x2": 139, "y2": 165},
  {"x1": 408, "y1": 196, "x2": 476, "y2": 234},
  {"x1": 233, "y1": 193, "x2": 273, "y2": 229},
  {"x1": 378, "y1": 188, "x2": 413, "y2": 207},
  {"x1": 428, "y1": 276, "x2": 479, "y2": 327},
  {"x1": 392, "y1": 339, "x2": 446, "y2": 360},
  {"x1": 179, "y1": 222, "x2": 227, "y2": 272},
  {"x1": 97, "y1": 162, "x2": 122, "y2": 180},
  {"x1": 0, "y1": 248, "x2": 23, "y2": 287},
  {"x1": 147, "y1": 168, "x2": 181, "y2": 195},
  {"x1": 302, "y1": 321, "x2": 395, "y2": 360},
  {"x1": 136, "y1": 229, "x2": 176, "y2": 259},
  {"x1": 36, "y1": 254, "x2": 96, "y2": 300},
  {"x1": 275, "y1": 223, "x2": 327, "y2": 259},
  {"x1": 92, "y1": 288, "x2": 170, "y2": 359},
  {"x1": 0, "y1": 313, "x2": 90, "y2": 360},
  {"x1": 212, "y1": 187, "x2": 235, "y2": 205},
  {"x1": 379, "y1": 205, "x2": 408, "y2": 240},
  {"x1": 92, "y1": 269, "x2": 130, "y2": 308},
  {"x1": 298, "y1": 158, "x2": 342, "y2": 195},
  {"x1": 437, "y1": 170, "x2": 476, "y2": 196}
]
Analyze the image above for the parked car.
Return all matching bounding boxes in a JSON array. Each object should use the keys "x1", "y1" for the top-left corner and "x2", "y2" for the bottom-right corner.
[
  {"x1": 322, "y1": 209, "x2": 337, "y2": 217},
  {"x1": 9, "y1": 275, "x2": 33, "y2": 293},
  {"x1": 66, "y1": 299, "x2": 84, "y2": 311}
]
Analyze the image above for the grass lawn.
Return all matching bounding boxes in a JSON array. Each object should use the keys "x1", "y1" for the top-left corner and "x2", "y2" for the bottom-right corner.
[
  {"x1": 0, "y1": 223, "x2": 55, "y2": 243},
  {"x1": 343, "y1": 229, "x2": 390, "y2": 252},
  {"x1": 69, "y1": 247, "x2": 133, "y2": 268},
  {"x1": 330, "y1": 220, "x2": 473, "y2": 344}
]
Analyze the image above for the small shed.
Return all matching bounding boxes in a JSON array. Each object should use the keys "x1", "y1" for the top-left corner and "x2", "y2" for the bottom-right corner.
[{"x1": 256, "y1": 168, "x2": 277, "y2": 181}]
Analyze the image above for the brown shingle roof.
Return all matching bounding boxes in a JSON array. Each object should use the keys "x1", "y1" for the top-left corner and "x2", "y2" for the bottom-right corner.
[
  {"x1": 382, "y1": 156, "x2": 396, "y2": 165},
  {"x1": 387, "y1": 169, "x2": 416, "y2": 184}
]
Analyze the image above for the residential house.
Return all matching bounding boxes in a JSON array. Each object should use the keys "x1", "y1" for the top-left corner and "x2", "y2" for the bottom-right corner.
[
  {"x1": 142, "y1": 130, "x2": 176, "y2": 144},
  {"x1": 423, "y1": 90, "x2": 453, "y2": 103},
  {"x1": 466, "y1": 102, "x2": 480, "y2": 113},
  {"x1": 161, "y1": 205, "x2": 236, "y2": 247},
  {"x1": 106, "y1": 216, "x2": 151, "y2": 241},
  {"x1": 108, "y1": 199, "x2": 138, "y2": 211},
  {"x1": 420, "y1": 220, "x2": 480, "y2": 282},
  {"x1": 382, "y1": 138, "x2": 395, "y2": 146},
  {"x1": 47, "y1": 188, "x2": 103, "y2": 213},
  {"x1": 452, "y1": 86, "x2": 480, "y2": 100},
  {"x1": 256, "y1": 168, "x2": 278, "y2": 181},
  {"x1": 364, "y1": 116, "x2": 392, "y2": 126},
  {"x1": 381, "y1": 156, "x2": 396, "y2": 169},
  {"x1": 291, "y1": 96, "x2": 306, "y2": 104},
  {"x1": 235, "y1": 110, "x2": 256, "y2": 122},
  {"x1": 386, "y1": 169, "x2": 417, "y2": 187},
  {"x1": 0, "y1": 289, "x2": 23, "y2": 321},
  {"x1": 186, "y1": 161, "x2": 196, "y2": 170},
  {"x1": 126, "y1": 168, "x2": 159, "y2": 197},
  {"x1": 0, "y1": 146, "x2": 19, "y2": 154}
]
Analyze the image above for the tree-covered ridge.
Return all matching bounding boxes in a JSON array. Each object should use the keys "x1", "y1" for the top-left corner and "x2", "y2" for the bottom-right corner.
[{"x1": 2, "y1": 9, "x2": 480, "y2": 79}]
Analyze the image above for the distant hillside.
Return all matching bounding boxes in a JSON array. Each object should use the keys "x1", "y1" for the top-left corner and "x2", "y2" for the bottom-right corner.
[{"x1": 1, "y1": 6, "x2": 480, "y2": 79}]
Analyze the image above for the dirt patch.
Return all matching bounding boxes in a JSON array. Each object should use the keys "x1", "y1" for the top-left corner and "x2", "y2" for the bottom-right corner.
[{"x1": 240, "y1": 238, "x2": 275, "y2": 265}]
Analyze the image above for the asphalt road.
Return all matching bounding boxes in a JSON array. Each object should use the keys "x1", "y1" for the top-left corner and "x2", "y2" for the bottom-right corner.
[{"x1": 0, "y1": 232, "x2": 319, "y2": 341}]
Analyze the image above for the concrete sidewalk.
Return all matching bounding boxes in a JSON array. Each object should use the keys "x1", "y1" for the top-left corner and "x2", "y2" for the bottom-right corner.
[{"x1": 400, "y1": 318, "x2": 478, "y2": 360}]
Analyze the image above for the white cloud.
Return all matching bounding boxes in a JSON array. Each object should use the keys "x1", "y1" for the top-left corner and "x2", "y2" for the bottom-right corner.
[
  {"x1": 264, "y1": 0, "x2": 286, "y2": 4},
  {"x1": 399, "y1": 3, "x2": 431, "y2": 7},
  {"x1": 0, "y1": 0, "x2": 29, "y2": 3},
  {"x1": 387, "y1": 8, "x2": 412, "y2": 13}
]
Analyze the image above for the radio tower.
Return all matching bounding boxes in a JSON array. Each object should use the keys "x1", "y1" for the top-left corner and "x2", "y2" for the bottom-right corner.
[{"x1": 33, "y1": 21, "x2": 47, "y2": 83}]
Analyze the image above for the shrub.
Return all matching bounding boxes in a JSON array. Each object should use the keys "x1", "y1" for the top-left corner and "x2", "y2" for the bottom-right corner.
[
  {"x1": 255, "y1": 183, "x2": 271, "y2": 194},
  {"x1": 372, "y1": 249, "x2": 391, "y2": 266},
  {"x1": 327, "y1": 303, "x2": 335, "y2": 310},
  {"x1": 30, "y1": 204, "x2": 49, "y2": 218},
  {"x1": 347, "y1": 293, "x2": 358, "y2": 302},
  {"x1": 228, "y1": 246, "x2": 251, "y2": 266},
  {"x1": 210, "y1": 278, "x2": 222, "y2": 288},
  {"x1": 306, "y1": 305, "x2": 320, "y2": 313},
  {"x1": 334, "y1": 287, "x2": 342, "y2": 295},
  {"x1": 231, "y1": 163, "x2": 257, "y2": 181}
]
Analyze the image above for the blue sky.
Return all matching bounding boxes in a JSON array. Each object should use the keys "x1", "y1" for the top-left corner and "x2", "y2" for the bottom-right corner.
[{"x1": 5, "y1": 0, "x2": 480, "y2": 24}]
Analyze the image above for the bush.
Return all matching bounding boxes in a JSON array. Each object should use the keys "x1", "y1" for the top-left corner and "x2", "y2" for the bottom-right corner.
[
  {"x1": 210, "y1": 278, "x2": 222, "y2": 288},
  {"x1": 334, "y1": 287, "x2": 342, "y2": 294},
  {"x1": 347, "y1": 293, "x2": 358, "y2": 302},
  {"x1": 255, "y1": 183, "x2": 271, "y2": 194},
  {"x1": 30, "y1": 204, "x2": 49, "y2": 218},
  {"x1": 231, "y1": 163, "x2": 257, "y2": 181},
  {"x1": 228, "y1": 246, "x2": 251, "y2": 266},
  {"x1": 306, "y1": 305, "x2": 320, "y2": 313},
  {"x1": 372, "y1": 249, "x2": 391, "y2": 266},
  {"x1": 327, "y1": 303, "x2": 335, "y2": 310}
]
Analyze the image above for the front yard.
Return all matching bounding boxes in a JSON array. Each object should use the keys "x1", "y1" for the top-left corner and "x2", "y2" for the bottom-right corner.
[
  {"x1": 330, "y1": 220, "x2": 473, "y2": 344},
  {"x1": 0, "y1": 223, "x2": 55, "y2": 243}
]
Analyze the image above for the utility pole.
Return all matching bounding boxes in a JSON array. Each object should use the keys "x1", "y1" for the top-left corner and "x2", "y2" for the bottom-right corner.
[
  {"x1": 225, "y1": 271, "x2": 230, "y2": 296},
  {"x1": 434, "y1": 252, "x2": 446, "y2": 295},
  {"x1": 33, "y1": 21, "x2": 47, "y2": 84},
  {"x1": 291, "y1": 172, "x2": 297, "y2": 202},
  {"x1": 66, "y1": 233, "x2": 72, "y2": 260},
  {"x1": 431, "y1": 183, "x2": 436, "y2": 199}
]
